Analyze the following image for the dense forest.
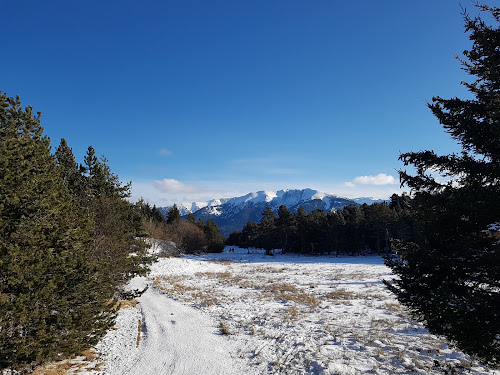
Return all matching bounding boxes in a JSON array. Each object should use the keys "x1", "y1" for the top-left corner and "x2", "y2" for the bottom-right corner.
[
  {"x1": 0, "y1": 93, "x2": 153, "y2": 372},
  {"x1": 138, "y1": 202, "x2": 226, "y2": 254},
  {"x1": 226, "y1": 194, "x2": 416, "y2": 256}
]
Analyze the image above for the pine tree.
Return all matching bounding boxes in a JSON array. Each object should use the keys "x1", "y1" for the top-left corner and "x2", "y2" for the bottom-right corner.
[
  {"x1": 55, "y1": 138, "x2": 84, "y2": 198},
  {"x1": 327, "y1": 210, "x2": 346, "y2": 256},
  {"x1": 186, "y1": 212, "x2": 196, "y2": 225},
  {"x1": 276, "y1": 205, "x2": 296, "y2": 253},
  {"x1": 259, "y1": 206, "x2": 276, "y2": 254},
  {"x1": 80, "y1": 146, "x2": 149, "y2": 291},
  {"x1": 0, "y1": 94, "x2": 115, "y2": 370},
  {"x1": 166, "y1": 204, "x2": 181, "y2": 224},
  {"x1": 204, "y1": 220, "x2": 225, "y2": 253},
  {"x1": 385, "y1": 4, "x2": 500, "y2": 364}
]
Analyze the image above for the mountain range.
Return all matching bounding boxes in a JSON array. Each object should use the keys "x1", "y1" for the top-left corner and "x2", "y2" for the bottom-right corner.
[{"x1": 159, "y1": 189, "x2": 388, "y2": 236}]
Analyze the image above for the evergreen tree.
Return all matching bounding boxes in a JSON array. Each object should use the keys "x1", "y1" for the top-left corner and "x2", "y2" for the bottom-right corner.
[
  {"x1": 385, "y1": 4, "x2": 500, "y2": 364},
  {"x1": 342, "y1": 204, "x2": 365, "y2": 254},
  {"x1": 204, "y1": 219, "x2": 225, "y2": 253},
  {"x1": 55, "y1": 138, "x2": 84, "y2": 198},
  {"x1": 295, "y1": 206, "x2": 308, "y2": 253},
  {"x1": 363, "y1": 203, "x2": 393, "y2": 253},
  {"x1": 151, "y1": 205, "x2": 166, "y2": 223},
  {"x1": 166, "y1": 204, "x2": 181, "y2": 224},
  {"x1": 259, "y1": 206, "x2": 277, "y2": 254},
  {"x1": 327, "y1": 210, "x2": 346, "y2": 256},
  {"x1": 305, "y1": 209, "x2": 327, "y2": 253},
  {"x1": 0, "y1": 94, "x2": 115, "y2": 370},
  {"x1": 186, "y1": 212, "x2": 196, "y2": 225},
  {"x1": 276, "y1": 205, "x2": 296, "y2": 253},
  {"x1": 80, "y1": 146, "x2": 149, "y2": 291}
]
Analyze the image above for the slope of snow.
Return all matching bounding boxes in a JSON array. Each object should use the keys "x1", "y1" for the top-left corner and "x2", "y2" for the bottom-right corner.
[
  {"x1": 352, "y1": 197, "x2": 389, "y2": 205},
  {"x1": 84, "y1": 248, "x2": 499, "y2": 375},
  {"x1": 166, "y1": 188, "x2": 354, "y2": 216}
]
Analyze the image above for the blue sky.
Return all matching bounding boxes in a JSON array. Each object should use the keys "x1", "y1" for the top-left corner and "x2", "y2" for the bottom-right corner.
[{"x1": 2, "y1": 0, "x2": 475, "y2": 206}]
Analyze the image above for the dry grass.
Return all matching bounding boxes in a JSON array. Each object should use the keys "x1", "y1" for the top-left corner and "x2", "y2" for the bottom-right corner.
[
  {"x1": 195, "y1": 271, "x2": 232, "y2": 279},
  {"x1": 80, "y1": 349, "x2": 96, "y2": 361},
  {"x1": 264, "y1": 282, "x2": 298, "y2": 293},
  {"x1": 213, "y1": 259, "x2": 232, "y2": 265},
  {"x1": 370, "y1": 317, "x2": 396, "y2": 329},
  {"x1": 237, "y1": 279, "x2": 263, "y2": 290},
  {"x1": 324, "y1": 288, "x2": 356, "y2": 301},
  {"x1": 219, "y1": 321, "x2": 230, "y2": 335},
  {"x1": 253, "y1": 266, "x2": 284, "y2": 273},
  {"x1": 246, "y1": 321, "x2": 256, "y2": 335},
  {"x1": 284, "y1": 304, "x2": 299, "y2": 321},
  {"x1": 365, "y1": 293, "x2": 387, "y2": 301},
  {"x1": 31, "y1": 361, "x2": 73, "y2": 375},
  {"x1": 115, "y1": 299, "x2": 139, "y2": 309},
  {"x1": 137, "y1": 319, "x2": 142, "y2": 347},
  {"x1": 85, "y1": 362, "x2": 105, "y2": 372},
  {"x1": 277, "y1": 290, "x2": 318, "y2": 308},
  {"x1": 154, "y1": 276, "x2": 196, "y2": 294},
  {"x1": 192, "y1": 291, "x2": 219, "y2": 306},
  {"x1": 385, "y1": 301, "x2": 402, "y2": 313}
]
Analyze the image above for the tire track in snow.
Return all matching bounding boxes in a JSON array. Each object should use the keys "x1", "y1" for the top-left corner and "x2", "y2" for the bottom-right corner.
[{"x1": 108, "y1": 283, "x2": 250, "y2": 375}]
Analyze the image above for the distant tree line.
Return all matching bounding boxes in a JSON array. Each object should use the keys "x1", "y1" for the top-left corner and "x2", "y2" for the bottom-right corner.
[
  {"x1": 0, "y1": 93, "x2": 152, "y2": 372},
  {"x1": 138, "y1": 202, "x2": 225, "y2": 253},
  {"x1": 226, "y1": 194, "x2": 416, "y2": 256}
]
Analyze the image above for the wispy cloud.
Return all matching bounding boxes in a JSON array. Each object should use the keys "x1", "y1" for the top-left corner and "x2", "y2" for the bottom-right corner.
[
  {"x1": 153, "y1": 178, "x2": 200, "y2": 193},
  {"x1": 158, "y1": 148, "x2": 173, "y2": 156},
  {"x1": 345, "y1": 173, "x2": 398, "y2": 186}
]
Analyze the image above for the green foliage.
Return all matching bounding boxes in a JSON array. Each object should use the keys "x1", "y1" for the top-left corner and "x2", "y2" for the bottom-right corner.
[
  {"x1": 385, "y1": 4, "x2": 500, "y2": 364},
  {"x1": 204, "y1": 219, "x2": 225, "y2": 253},
  {"x1": 166, "y1": 204, "x2": 181, "y2": 224},
  {"x1": 0, "y1": 94, "x2": 116, "y2": 370},
  {"x1": 228, "y1": 199, "x2": 414, "y2": 256},
  {"x1": 0, "y1": 93, "x2": 153, "y2": 371}
]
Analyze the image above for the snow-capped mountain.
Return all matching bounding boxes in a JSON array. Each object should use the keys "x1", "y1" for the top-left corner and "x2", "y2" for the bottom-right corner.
[
  {"x1": 160, "y1": 189, "x2": 358, "y2": 236},
  {"x1": 352, "y1": 197, "x2": 389, "y2": 205}
]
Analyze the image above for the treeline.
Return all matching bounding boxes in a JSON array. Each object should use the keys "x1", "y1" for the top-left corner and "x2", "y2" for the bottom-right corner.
[
  {"x1": 0, "y1": 93, "x2": 152, "y2": 372},
  {"x1": 226, "y1": 194, "x2": 416, "y2": 255},
  {"x1": 138, "y1": 203, "x2": 226, "y2": 253}
]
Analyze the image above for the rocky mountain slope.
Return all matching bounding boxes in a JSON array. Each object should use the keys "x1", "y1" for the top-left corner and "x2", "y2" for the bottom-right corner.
[{"x1": 160, "y1": 189, "x2": 381, "y2": 236}]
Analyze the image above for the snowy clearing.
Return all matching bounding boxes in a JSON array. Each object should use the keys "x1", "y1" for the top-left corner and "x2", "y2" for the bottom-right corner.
[{"x1": 79, "y1": 246, "x2": 498, "y2": 375}]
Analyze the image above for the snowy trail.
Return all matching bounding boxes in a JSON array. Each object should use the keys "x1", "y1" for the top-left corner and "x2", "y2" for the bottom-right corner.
[
  {"x1": 91, "y1": 248, "x2": 499, "y2": 375},
  {"x1": 103, "y1": 281, "x2": 251, "y2": 375}
]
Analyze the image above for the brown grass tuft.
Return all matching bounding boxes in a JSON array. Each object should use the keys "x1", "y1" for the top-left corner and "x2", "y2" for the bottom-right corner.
[
  {"x1": 137, "y1": 319, "x2": 142, "y2": 347},
  {"x1": 324, "y1": 288, "x2": 355, "y2": 301},
  {"x1": 80, "y1": 349, "x2": 96, "y2": 361},
  {"x1": 192, "y1": 291, "x2": 219, "y2": 306},
  {"x1": 115, "y1": 299, "x2": 139, "y2": 309},
  {"x1": 219, "y1": 321, "x2": 230, "y2": 335},
  {"x1": 195, "y1": 271, "x2": 232, "y2": 279},
  {"x1": 265, "y1": 282, "x2": 298, "y2": 293},
  {"x1": 31, "y1": 361, "x2": 73, "y2": 375}
]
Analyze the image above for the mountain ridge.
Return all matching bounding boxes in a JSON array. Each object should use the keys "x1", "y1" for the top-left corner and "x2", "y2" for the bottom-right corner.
[{"x1": 158, "y1": 189, "x2": 388, "y2": 236}]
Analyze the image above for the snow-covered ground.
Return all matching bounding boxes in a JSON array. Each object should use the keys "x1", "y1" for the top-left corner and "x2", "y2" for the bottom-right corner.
[{"x1": 81, "y1": 246, "x2": 498, "y2": 375}]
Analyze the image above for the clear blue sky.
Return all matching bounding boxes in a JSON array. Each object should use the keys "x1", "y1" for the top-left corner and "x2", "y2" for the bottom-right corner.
[{"x1": 2, "y1": 0, "x2": 476, "y2": 206}]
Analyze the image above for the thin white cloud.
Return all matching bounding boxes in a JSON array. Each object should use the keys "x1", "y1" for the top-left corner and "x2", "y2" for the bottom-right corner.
[
  {"x1": 130, "y1": 176, "x2": 406, "y2": 208},
  {"x1": 158, "y1": 148, "x2": 173, "y2": 156},
  {"x1": 154, "y1": 179, "x2": 200, "y2": 193},
  {"x1": 346, "y1": 173, "x2": 398, "y2": 186}
]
